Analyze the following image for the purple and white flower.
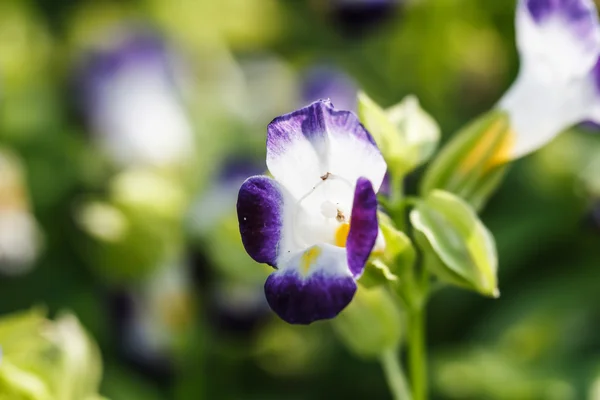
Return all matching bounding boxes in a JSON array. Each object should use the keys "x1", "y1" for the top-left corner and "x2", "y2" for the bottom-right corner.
[
  {"x1": 236, "y1": 100, "x2": 387, "y2": 324},
  {"x1": 499, "y1": 0, "x2": 600, "y2": 159},
  {"x1": 76, "y1": 29, "x2": 194, "y2": 168}
]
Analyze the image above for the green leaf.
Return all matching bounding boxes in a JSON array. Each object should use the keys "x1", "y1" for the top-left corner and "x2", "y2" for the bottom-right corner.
[
  {"x1": 410, "y1": 190, "x2": 499, "y2": 297},
  {"x1": 420, "y1": 110, "x2": 511, "y2": 211}
]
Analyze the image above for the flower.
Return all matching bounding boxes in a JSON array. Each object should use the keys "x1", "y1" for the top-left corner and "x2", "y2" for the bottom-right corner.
[
  {"x1": 76, "y1": 28, "x2": 194, "y2": 168},
  {"x1": 498, "y1": 0, "x2": 600, "y2": 160},
  {"x1": 237, "y1": 100, "x2": 387, "y2": 324}
]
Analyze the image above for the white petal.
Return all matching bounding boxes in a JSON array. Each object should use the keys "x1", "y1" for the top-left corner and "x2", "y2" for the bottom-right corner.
[
  {"x1": 266, "y1": 100, "x2": 386, "y2": 201},
  {"x1": 516, "y1": 0, "x2": 600, "y2": 80}
]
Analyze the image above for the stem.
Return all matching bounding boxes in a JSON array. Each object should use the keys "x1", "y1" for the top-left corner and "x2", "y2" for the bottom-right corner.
[
  {"x1": 389, "y1": 174, "x2": 406, "y2": 231},
  {"x1": 408, "y1": 308, "x2": 427, "y2": 400},
  {"x1": 380, "y1": 349, "x2": 412, "y2": 400}
]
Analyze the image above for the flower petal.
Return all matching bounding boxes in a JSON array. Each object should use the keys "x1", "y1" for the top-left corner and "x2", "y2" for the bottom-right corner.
[
  {"x1": 237, "y1": 176, "x2": 285, "y2": 267},
  {"x1": 516, "y1": 0, "x2": 600, "y2": 79},
  {"x1": 347, "y1": 177, "x2": 379, "y2": 278},
  {"x1": 498, "y1": 0, "x2": 600, "y2": 159},
  {"x1": 266, "y1": 100, "x2": 386, "y2": 200},
  {"x1": 264, "y1": 244, "x2": 356, "y2": 324}
]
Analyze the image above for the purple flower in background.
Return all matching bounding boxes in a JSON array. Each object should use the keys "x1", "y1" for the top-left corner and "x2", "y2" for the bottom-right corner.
[
  {"x1": 498, "y1": 0, "x2": 600, "y2": 159},
  {"x1": 189, "y1": 157, "x2": 265, "y2": 236},
  {"x1": 302, "y1": 65, "x2": 358, "y2": 112},
  {"x1": 76, "y1": 29, "x2": 194, "y2": 168},
  {"x1": 236, "y1": 100, "x2": 386, "y2": 324}
]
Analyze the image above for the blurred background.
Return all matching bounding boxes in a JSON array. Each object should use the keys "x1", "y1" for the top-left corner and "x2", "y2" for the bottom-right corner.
[{"x1": 1, "y1": 0, "x2": 600, "y2": 398}]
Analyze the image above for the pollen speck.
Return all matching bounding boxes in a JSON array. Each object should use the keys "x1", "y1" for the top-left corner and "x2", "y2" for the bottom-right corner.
[
  {"x1": 335, "y1": 223, "x2": 350, "y2": 247},
  {"x1": 301, "y1": 247, "x2": 321, "y2": 275}
]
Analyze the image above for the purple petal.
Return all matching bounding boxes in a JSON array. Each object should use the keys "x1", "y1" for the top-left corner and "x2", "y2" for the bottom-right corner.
[
  {"x1": 265, "y1": 269, "x2": 356, "y2": 324},
  {"x1": 515, "y1": 0, "x2": 600, "y2": 79},
  {"x1": 237, "y1": 176, "x2": 284, "y2": 267},
  {"x1": 267, "y1": 99, "x2": 376, "y2": 154},
  {"x1": 347, "y1": 177, "x2": 379, "y2": 277},
  {"x1": 592, "y1": 55, "x2": 600, "y2": 92},
  {"x1": 527, "y1": 0, "x2": 595, "y2": 27}
]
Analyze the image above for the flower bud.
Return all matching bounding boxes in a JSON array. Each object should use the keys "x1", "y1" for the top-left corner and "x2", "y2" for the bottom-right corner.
[
  {"x1": 358, "y1": 92, "x2": 440, "y2": 179},
  {"x1": 0, "y1": 308, "x2": 105, "y2": 400},
  {"x1": 359, "y1": 212, "x2": 415, "y2": 288},
  {"x1": 410, "y1": 190, "x2": 499, "y2": 298},
  {"x1": 420, "y1": 110, "x2": 511, "y2": 210},
  {"x1": 332, "y1": 285, "x2": 402, "y2": 359}
]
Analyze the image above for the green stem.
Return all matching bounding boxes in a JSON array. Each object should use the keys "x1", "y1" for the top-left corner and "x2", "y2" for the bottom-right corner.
[
  {"x1": 380, "y1": 349, "x2": 412, "y2": 400},
  {"x1": 389, "y1": 174, "x2": 406, "y2": 231},
  {"x1": 408, "y1": 307, "x2": 427, "y2": 400}
]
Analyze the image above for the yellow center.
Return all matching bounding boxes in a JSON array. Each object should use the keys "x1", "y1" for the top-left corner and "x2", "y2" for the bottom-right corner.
[
  {"x1": 301, "y1": 246, "x2": 322, "y2": 275},
  {"x1": 334, "y1": 223, "x2": 350, "y2": 248}
]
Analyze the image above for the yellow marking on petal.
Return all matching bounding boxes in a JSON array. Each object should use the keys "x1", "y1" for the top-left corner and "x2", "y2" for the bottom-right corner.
[
  {"x1": 335, "y1": 223, "x2": 350, "y2": 248},
  {"x1": 301, "y1": 246, "x2": 322, "y2": 275}
]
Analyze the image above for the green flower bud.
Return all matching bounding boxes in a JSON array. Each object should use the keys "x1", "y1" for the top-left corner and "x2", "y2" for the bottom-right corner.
[
  {"x1": 420, "y1": 110, "x2": 512, "y2": 211},
  {"x1": 0, "y1": 308, "x2": 106, "y2": 400},
  {"x1": 358, "y1": 92, "x2": 440, "y2": 178},
  {"x1": 410, "y1": 190, "x2": 499, "y2": 298},
  {"x1": 332, "y1": 285, "x2": 402, "y2": 359},
  {"x1": 360, "y1": 212, "x2": 415, "y2": 288}
]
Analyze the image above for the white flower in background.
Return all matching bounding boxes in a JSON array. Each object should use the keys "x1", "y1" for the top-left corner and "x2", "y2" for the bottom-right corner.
[
  {"x1": 77, "y1": 29, "x2": 195, "y2": 168},
  {"x1": 498, "y1": 0, "x2": 600, "y2": 159},
  {"x1": 116, "y1": 259, "x2": 194, "y2": 365},
  {"x1": 0, "y1": 149, "x2": 41, "y2": 275}
]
